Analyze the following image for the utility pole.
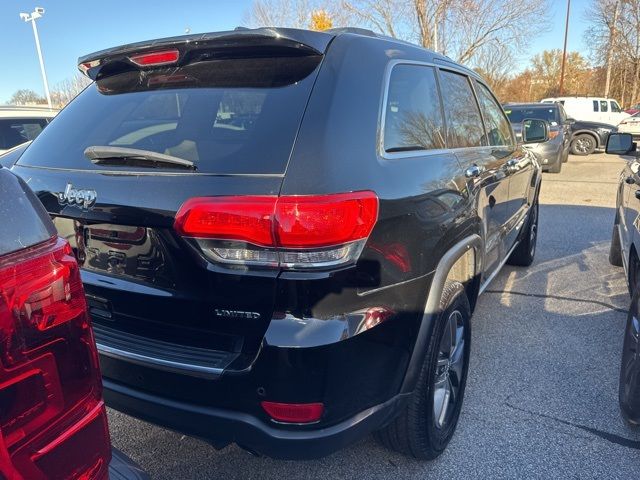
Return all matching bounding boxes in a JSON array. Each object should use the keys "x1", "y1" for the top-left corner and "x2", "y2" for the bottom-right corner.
[
  {"x1": 604, "y1": 0, "x2": 620, "y2": 97},
  {"x1": 19, "y1": 7, "x2": 52, "y2": 109},
  {"x1": 559, "y1": 0, "x2": 571, "y2": 95}
]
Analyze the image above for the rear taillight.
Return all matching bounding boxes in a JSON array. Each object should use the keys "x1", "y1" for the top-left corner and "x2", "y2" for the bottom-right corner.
[
  {"x1": 175, "y1": 191, "x2": 379, "y2": 269},
  {"x1": 0, "y1": 237, "x2": 110, "y2": 480},
  {"x1": 549, "y1": 129, "x2": 560, "y2": 140}
]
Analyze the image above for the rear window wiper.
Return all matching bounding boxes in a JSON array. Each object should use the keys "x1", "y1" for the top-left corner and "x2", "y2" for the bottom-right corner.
[{"x1": 84, "y1": 146, "x2": 196, "y2": 170}]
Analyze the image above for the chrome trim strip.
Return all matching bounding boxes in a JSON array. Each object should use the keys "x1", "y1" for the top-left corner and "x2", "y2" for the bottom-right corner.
[{"x1": 96, "y1": 343, "x2": 225, "y2": 379}]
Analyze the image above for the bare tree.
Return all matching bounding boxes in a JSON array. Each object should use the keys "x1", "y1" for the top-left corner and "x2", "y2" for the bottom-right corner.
[
  {"x1": 50, "y1": 74, "x2": 92, "y2": 107},
  {"x1": 337, "y1": 0, "x2": 549, "y2": 66},
  {"x1": 6, "y1": 89, "x2": 46, "y2": 106},
  {"x1": 245, "y1": 0, "x2": 335, "y2": 28}
]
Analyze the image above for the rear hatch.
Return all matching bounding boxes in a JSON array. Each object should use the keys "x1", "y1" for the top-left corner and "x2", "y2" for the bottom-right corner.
[{"x1": 11, "y1": 30, "x2": 326, "y2": 376}]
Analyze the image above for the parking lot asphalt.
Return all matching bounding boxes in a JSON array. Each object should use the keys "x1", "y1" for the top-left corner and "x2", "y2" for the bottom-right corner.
[{"x1": 108, "y1": 152, "x2": 640, "y2": 479}]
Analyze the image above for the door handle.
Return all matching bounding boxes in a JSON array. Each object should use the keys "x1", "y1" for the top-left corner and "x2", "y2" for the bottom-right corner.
[
  {"x1": 626, "y1": 176, "x2": 636, "y2": 185},
  {"x1": 465, "y1": 165, "x2": 485, "y2": 178}
]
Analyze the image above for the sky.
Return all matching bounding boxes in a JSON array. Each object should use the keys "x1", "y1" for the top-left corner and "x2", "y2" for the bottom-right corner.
[{"x1": 0, "y1": 0, "x2": 591, "y2": 104}]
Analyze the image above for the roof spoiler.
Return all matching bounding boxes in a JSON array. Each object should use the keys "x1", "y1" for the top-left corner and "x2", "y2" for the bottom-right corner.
[{"x1": 78, "y1": 27, "x2": 333, "y2": 80}]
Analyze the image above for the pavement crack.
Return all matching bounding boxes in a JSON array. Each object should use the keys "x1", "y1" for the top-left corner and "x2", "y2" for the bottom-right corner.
[
  {"x1": 484, "y1": 289, "x2": 628, "y2": 314},
  {"x1": 504, "y1": 398, "x2": 640, "y2": 450}
]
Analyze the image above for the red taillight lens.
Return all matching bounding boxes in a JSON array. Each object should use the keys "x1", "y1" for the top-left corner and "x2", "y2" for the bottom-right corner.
[
  {"x1": 275, "y1": 192, "x2": 378, "y2": 248},
  {"x1": 129, "y1": 49, "x2": 180, "y2": 67},
  {"x1": 175, "y1": 196, "x2": 276, "y2": 247},
  {"x1": 174, "y1": 192, "x2": 379, "y2": 269},
  {"x1": 548, "y1": 129, "x2": 560, "y2": 140},
  {"x1": 0, "y1": 237, "x2": 110, "y2": 480},
  {"x1": 261, "y1": 401, "x2": 324, "y2": 423}
]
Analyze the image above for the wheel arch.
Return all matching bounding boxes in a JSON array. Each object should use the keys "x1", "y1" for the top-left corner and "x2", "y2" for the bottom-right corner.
[{"x1": 400, "y1": 234, "x2": 483, "y2": 394}]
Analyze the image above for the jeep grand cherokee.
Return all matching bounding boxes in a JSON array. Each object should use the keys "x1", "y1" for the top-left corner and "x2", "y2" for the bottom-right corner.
[{"x1": 10, "y1": 27, "x2": 542, "y2": 460}]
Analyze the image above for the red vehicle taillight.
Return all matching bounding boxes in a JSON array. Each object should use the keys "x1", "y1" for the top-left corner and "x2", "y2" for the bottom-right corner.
[
  {"x1": 174, "y1": 191, "x2": 379, "y2": 269},
  {"x1": 0, "y1": 237, "x2": 110, "y2": 480},
  {"x1": 549, "y1": 129, "x2": 560, "y2": 140}
]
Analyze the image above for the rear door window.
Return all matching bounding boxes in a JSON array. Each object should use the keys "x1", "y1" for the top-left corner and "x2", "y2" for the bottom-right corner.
[
  {"x1": 593, "y1": 100, "x2": 599, "y2": 112},
  {"x1": 17, "y1": 56, "x2": 322, "y2": 174},
  {"x1": 474, "y1": 82, "x2": 514, "y2": 147},
  {"x1": 438, "y1": 70, "x2": 485, "y2": 148},
  {"x1": 383, "y1": 64, "x2": 445, "y2": 152},
  {"x1": 0, "y1": 118, "x2": 48, "y2": 150}
]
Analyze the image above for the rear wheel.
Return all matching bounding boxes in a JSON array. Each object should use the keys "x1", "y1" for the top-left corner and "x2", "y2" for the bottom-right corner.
[
  {"x1": 619, "y1": 299, "x2": 640, "y2": 426},
  {"x1": 562, "y1": 147, "x2": 569, "y2": 163},
  {"x1": 376, "y1": 281, "x2": 471, "y2": 460},
  {"x1": 571, "y1": 134, "x2": 597, "y2": 156},
  {"x1": 508, "y1": 199, "x2": 538, "y2": 266}
]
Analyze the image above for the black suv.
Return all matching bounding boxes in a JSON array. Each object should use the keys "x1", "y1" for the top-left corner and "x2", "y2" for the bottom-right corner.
[{"x1": 10, "y1": 27, "x2": 542, "y2": 460}]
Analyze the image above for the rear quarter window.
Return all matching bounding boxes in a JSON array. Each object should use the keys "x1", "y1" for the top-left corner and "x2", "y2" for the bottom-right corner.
[{"x1": 383, "y1": 64, "x2": 445, "y2": 153}]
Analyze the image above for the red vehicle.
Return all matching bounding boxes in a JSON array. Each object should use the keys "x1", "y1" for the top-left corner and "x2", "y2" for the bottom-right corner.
[
  {"x1": 624, "y1": 103, "x2": 640, "y2": 115},
  {"x1": 0, "y1": 166, "x2": 145, "y2": 479}
]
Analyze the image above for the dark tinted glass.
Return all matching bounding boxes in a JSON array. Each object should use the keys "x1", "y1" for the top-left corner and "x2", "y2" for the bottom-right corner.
[
  {"x1": 0, "y1": 118, "x2": 48, "y2": 150},
  {"x1": 474, "y1": 82, "x2": 514, "y2": 147},
  {"x1": 18, "y1": 57, "x2": 321, "y2": 174},
  {"x1": 593, "y1": 100, "x2": 599, "y2": 112},
  {"x1": 504, "y1": 107, "x2": 559, "y2": 125},
  {"x1": 611, "y1": 101, "x2": 621, "y2": 113},
  {"x1": 438, "y1": 70, "x2": 484, "y2": 148},
  {"x1": 600, "y1": 100, "x2": 608, "y2": 112},
  {"x1": 384, "y1": 65, "x2": 445, "y2": 152}
]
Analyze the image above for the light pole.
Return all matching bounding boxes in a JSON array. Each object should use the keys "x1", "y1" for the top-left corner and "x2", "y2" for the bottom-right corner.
[
  {"x1": 559, "y1": 0, "x2": 571, "y2": 96},
  {"x1": 19, "y1": 7, "x2": 52, "y2": 109}
]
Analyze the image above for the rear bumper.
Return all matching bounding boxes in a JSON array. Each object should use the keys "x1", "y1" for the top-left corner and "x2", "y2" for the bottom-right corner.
[{"x1": 103, "y1": 378, "x2": 408, "y2": 460}]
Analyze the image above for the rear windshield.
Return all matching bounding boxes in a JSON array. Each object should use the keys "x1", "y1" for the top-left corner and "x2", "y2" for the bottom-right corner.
[
  {"x1": 17, "y1": 56, "x2": 322, "y2": 174},
  {"x1": 504, "y1": 107, "x2": 559, "y2": 126}
]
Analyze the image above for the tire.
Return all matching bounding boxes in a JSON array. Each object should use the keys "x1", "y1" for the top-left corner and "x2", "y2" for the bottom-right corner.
[
  {"x1": 562, "y1": 147, "x2": 569, "y2": 163},
  {"x1": 376, "y1": 281, "x2": 471, "y2": 460},
  {"x1": 610, "y1": 224, "x2": 623, "y2": 267},
  {"x1": 508, "y1": 199, "x2": 539, "y2": 267},
  {"x1": 570, "y1": 134, "x2": 597, "y2": 156},
  {"x1": 619, "y1": 301, "x2": 640, "y2": 426},
  {"x1": 547, "y1": 153, "x2": 562, "y2": 173}
]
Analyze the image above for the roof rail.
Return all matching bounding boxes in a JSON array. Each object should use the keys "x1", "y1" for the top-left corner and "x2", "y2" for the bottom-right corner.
[{"x1": 325, "y1": 27, "x2": 377, "y2": 37}]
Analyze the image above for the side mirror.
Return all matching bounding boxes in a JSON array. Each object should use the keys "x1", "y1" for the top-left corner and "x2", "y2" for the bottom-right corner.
[
  {"x1": 606, "y1": 133, "x2": 636, "y2": 155},
  {"x1": 565, "y1": 117, "x2": 576, "y2": 125},
  {"x1": 522, "y1": 119, "x2": 549, "y2": 144}
]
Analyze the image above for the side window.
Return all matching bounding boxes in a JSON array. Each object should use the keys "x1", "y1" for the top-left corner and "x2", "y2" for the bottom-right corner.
[
  {"x1": 383, "y1": 64, "x2": 445, "y2": 152},
  {"x1": 474, "y1": 81, "x2": 514, "y2": 147},
  {"x1": 558, "y1": 105, "x2": 567, "y2": 123},
  {"x1": 593, "y1": 100, "x2": 599, "y2": 112},
  {"x1": 600, "y1": 100, "x2": 608, "y2": 112},
  {"x1": 0, "y1": 118, "x2": 48, "y2": 150},
  {"x1": 611, "y1": 101, "x2": 622, "y2": 113},
  {"x1": 439, "y1": 70, "x2": 485, "y2": 148}
]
